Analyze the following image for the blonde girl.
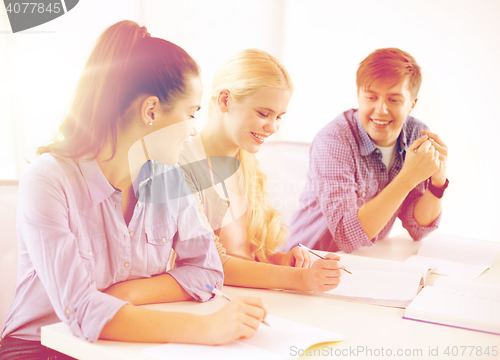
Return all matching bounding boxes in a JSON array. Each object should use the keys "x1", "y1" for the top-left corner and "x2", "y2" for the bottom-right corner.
[{"x1": 179, "y1": 49, "x2": 344, "y2": 291}]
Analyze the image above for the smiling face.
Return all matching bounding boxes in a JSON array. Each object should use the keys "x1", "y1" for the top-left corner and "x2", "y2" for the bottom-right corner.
[
  {"x1": 144, "y1": 76, "x2": 203, "y2": 165},
  {"x1": 225, "y1": 87, "x2": 292, "y2": 154},
  {"x1": 357, "y1": 77, "x2": 417, "y2": 147}
]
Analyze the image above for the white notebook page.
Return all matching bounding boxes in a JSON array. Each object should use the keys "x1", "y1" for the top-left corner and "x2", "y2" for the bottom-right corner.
[
  {"x1": 143, "y1": 315, "x2": 343, "y2": 360},
  {"x1": 433, "y1": 276, "x2": 500, "y2": 300},
  {"x1": 405, "y1": 255, "x2": 486, "y2": 278},
  {"x1": 286, "y1": 254, "x2": 429, "y2": 308},
  {"x1": 416, "y1": 236, "x2": 500, "y2": 265},
  {"x1": 404, "y1": 286, "x2": 500, "y2": 334},
  {"x1": 405, "y1": 236, "x2": 500, "y2": 278}
]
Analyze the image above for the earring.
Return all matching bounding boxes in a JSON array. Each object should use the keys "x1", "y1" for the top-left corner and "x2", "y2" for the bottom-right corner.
[{"x1": 148, "y1": 121, "x2": 153, "y2": 126}]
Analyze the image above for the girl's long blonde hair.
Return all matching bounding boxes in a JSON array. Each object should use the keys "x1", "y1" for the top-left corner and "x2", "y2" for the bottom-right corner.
[{"x1": 209, "y1": 49, "x2": 293, "y2": 262}]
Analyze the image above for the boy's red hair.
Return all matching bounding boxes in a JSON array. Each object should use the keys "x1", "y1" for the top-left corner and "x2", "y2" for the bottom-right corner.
[{"x1": 356, "y1": 48, "x2": 422, "y2": 98}]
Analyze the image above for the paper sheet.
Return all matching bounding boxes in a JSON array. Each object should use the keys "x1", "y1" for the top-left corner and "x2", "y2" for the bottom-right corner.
[
  {"x1": 326, "y1": 269, "x2": 423, "y2": 301},
  {"x1": 405, "y1": 255, "x2": 487, "y2": 278},
  {"x1": 433, "y1": 276, "x2": 500, "y2": 300},
  {"x1": 404, "y1": 286, "x2": 500, "y2": 335},
  {"x1": 416, "y1": 236, "x2": 500, "y2": 266},
  {"x1": 143, "y1": 315, "x2": 343, "y2": 360},
  {"x1": 405, "y1": 236, "x2": 500, "y2": 278},
  {"x1": 286, "y1": 254, "x2": 430, "y2": 308}
]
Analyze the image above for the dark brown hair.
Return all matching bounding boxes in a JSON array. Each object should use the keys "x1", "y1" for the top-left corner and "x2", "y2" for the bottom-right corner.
[{"x1": 39, "y1": 20, "x2": 199, "y2": 160}]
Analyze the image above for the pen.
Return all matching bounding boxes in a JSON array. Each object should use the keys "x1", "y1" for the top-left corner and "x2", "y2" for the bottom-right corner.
[
  {"x1": 205, "y1": 284, "x2": 271, "y2": 327},
  {"x1": 298, "y1": 243, "x2": 352, "y2": 274}
]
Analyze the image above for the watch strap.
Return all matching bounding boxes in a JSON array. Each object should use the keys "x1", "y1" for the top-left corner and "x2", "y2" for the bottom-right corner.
[{"x1": 428, "y1": 178, "x2": 449, "y2": 199}]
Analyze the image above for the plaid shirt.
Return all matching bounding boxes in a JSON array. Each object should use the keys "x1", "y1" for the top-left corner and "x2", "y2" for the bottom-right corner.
[{"x1": 286, "y1": 109, "x2": 441, "y2": 253}]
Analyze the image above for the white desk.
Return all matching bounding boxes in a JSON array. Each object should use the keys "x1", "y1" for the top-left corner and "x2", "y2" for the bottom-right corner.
[{"x1": 41, "y1": 233, "x2": 500, "y2": 360}]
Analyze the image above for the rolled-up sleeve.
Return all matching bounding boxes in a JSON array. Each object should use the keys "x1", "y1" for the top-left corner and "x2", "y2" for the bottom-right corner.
[
  {"x1": 311, "y1": 134, "x2": 374, "y2": 253},
  {"x1": 18, "y1": 172, "x2": 129, "y2": 342},
  {"x1": 168, "y1": 190, "x2": 224, "y2": 301},
  {"x1": 399, "y1": 179, "x2": 442, "y2": 240}
]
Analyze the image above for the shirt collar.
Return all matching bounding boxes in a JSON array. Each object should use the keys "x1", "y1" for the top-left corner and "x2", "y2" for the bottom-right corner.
[
  {"x1": 354, "y1": 111, "x2": 378, "y2": 156},
  {"x1": 354, "y1": 111, "x2": 410, "y2": 156},
  {"x1": 79, "y1": 157, "x2": 115, "y2": 205},
  {"x1": 398, "y1": 121, "x2": 409, "y2": 154},
  {"x1": 79, "y1": 157, "x2": 155, "y2": 205}
]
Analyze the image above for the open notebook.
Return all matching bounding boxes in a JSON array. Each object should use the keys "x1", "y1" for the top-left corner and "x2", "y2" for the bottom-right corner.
[
  {"x1": 143, "y1": 315, "x2": 343, "y2": 360},
  {"x1": 404, "y1": 234, "x2": 500, "y2": 278},
  {"x1": 404, "y1": 276, "x2": 500, "y2": 335},
  {"x1": 285, "y1": 253, "x2": 431, "y2": 308}
]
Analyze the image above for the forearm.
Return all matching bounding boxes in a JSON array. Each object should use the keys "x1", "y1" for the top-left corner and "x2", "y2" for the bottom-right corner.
[
  {"x1": 103, "y1": 273, "x2": 193, "y2": 306},
  {"x1": 358, "y1": 173, "x2": 414, "y2": 239},
  {"x1": 413, "y1": 188, "x2": 442, "y2": 226},
  {"x1": 267, "y1": 251, "x2": 286, "y2": 266},
  {"x1": 222, "y1": 257, "x2": 308, "y2": 290},
  {"x1": 100, "y1": 304, "x2": 205, "y2": 343}
]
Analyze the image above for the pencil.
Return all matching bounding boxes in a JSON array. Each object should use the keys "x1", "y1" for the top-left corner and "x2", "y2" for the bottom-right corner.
[
  {"x1": 297, "y1": 243, "x2": 352, "y2": 274},
  {"x1": 205, "y1": 284, "x2": 271, "y2": 327}
]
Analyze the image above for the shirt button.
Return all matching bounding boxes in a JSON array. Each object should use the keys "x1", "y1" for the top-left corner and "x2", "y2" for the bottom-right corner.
[
  {"x1": 161, "y1": 237, "x2": 167, "y2": 243},
  {"x1": 375, "y1": 149, "x2": 380, "y2": 154},
  {"x1": 88, "y1": 251, "x2": 93, "y2": 257},
  {"x1": 136, "y1": 202, "x2": 142, "y2": 208},
  {"x1": 124, "y1": 262, "x2": 130, "y2": 268},
  {"x1": 65, "y1": 308, "x2": 70, "y2": 316},
  {"x1": 129, "y1": 232, "x2": 134, "y2": 238}
]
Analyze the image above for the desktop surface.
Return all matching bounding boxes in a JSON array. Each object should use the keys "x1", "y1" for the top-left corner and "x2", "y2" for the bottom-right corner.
[{"x1": 41, "y1": 233, "x2": 500, "y2": 360}]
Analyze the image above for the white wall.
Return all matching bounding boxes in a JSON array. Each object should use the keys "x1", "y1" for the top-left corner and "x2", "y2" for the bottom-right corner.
[
  {"x1": 1, "y1": 0, "x2": 498, "y2": 242},
  {"x1": 0, "y1": 0, "x2": 143, "y2": 177},
  {"x1": 141, "y1": 0, "x2": 286, "y2": 130}
]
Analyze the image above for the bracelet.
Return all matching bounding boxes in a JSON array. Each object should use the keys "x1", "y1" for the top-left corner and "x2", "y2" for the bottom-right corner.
[{"x1": 428, "y1": 178, "x2": 449, "y2": 199}]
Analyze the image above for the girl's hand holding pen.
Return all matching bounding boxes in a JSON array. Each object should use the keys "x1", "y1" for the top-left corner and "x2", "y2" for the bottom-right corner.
[
  {"x1": 296, "y1": 243, "x2": 350, "y2": 293},
  {"x1": 303, "y1": 252, "x2": 344, "y2": 293},
  {"x1": 202, "y1": 296, "x2": 268, "y2": 345}
]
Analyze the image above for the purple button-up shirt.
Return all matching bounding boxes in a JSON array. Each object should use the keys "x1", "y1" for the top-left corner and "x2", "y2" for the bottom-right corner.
[
  {"x1": 1, "y1": 153, "x2": 223, "y2": 342},
  {"x1": 286, "y1": 109, "x2": 441, "y2": 253}
]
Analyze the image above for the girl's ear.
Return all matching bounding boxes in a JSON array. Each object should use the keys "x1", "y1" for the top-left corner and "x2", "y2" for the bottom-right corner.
[
  {"x1": 141, "y1": 96, "x2": 159, "y2": 126},
  {"x1": 217, "y1": 90, "x2": 230, "y2": 113}
]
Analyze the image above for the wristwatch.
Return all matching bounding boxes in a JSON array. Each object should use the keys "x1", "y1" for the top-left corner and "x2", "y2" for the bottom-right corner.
[{"x1": 428, "y1": 178, "x2": 449, "y2": 199}]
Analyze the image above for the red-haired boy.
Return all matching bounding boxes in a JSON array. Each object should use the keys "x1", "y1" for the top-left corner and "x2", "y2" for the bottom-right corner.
[{"x1": 287, "y1": 48, "x2": 448, "y2": 252}]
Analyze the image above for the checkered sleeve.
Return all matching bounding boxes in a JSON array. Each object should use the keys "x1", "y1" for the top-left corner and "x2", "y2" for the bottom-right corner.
[
  {"x1": 399, "y1": 179, "x2": 442, "y2": 240},
  {"x1": 398, "y1": 120, "x2": 442, "y2": 240},
  {"x1": 311, "y1": 133, "x2": 375, "y2": 253}
]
